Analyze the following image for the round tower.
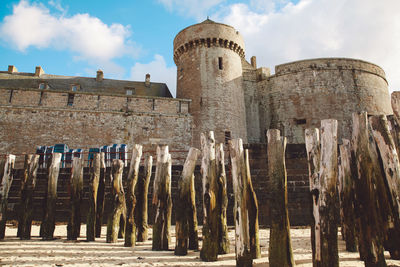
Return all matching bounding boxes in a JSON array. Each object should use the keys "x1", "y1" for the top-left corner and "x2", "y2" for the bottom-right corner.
[{"x1": 173, "y1": 19, "x2": 247, "y2": 148}]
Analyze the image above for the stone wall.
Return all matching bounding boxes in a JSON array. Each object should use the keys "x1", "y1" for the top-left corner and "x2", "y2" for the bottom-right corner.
[
  {"x1": 6, "y1": 143, "x2": 311, "y2": 227},
  {"x1": 0, "y1": 88, "x2": 192, "y2": 165},
  {"x1": 257, "y1": 58, "x2": 393, "y2": 144}
]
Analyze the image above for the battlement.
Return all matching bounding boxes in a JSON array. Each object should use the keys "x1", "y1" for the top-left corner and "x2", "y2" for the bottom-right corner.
[
  {"x1": 274, "y1": 58, "x2": 387, "y2": 83},
  {"x1": 173, "y1": 19, "x2": 245, "y2": 63},
  {"x1": 0, "y1": 87, "x2": 190, "y2": 116}
]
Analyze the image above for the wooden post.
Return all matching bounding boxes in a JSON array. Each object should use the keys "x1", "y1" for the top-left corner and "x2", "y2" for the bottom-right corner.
[
  {"x1": 351, "y1": 112, "x2": 386, "y2": 266},
  {"x1": 152, "y1": 145, "x2": 172, "y2": 251},
  {"x1": 318, "y1": 119, "x2": 339, "y2": 267},
  {"x1": 305, "y1": 128, "x2": 321, "y2": 265},
  {"x1": 388, "y1": 115, "x2": 400, "y2": 156},
  {"x1": 135, "y1": 155, "x2": 152, "y2": 242},
  {"x1": 106, "y1": 159, "x2": 126, "y2": 243},
  {"x1": 369, "y1": 115, "x2": 400, "y2": 259},
  {"x1": 124, "y1": 144, "x2": 143, "y2": 247},
  {"x1": 229, "y1": 138, "x2": 261, "y2": 267},
  {"x1": 200, "y1": 132, "x2": 219, "y2": 261},
  {"x1": 175, "y1": 147, "x2": 200, "y2": 255},
  {"x1": 95, "y1": 152, "x2": 106, "y2": 238},
  {"x1": 188, "y1": 158, "x2": 199, "y2": 251},
  {"x1": 338, "y1": 139, "x2": 358, "y2": 252},
  {"x1": 216, "y1": 144, "x2": 230, "y2": 254},
  {"x1": 267, "y1": 129, "x2": 295, "y2": 267},
  {"x1": 86, "y1": 153, "x2": 100, "y2": 241},
  {"x1": 17, "y1": 154, "x2": 39, "y2": 240},
  {"x1": 67, "y1": 157, "x2": 84, "y2": 240},
  {"x1": 41, "y1": 153, "x2": 61, "y2": 240},
  {"x1": 0, "y1": 154, "x2": 16, "y2": 239}
]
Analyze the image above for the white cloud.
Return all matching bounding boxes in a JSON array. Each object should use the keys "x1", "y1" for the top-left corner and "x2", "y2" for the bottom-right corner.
[
  {"x1": 130, "y1": 55, "x2": 177, "y2": 96},
  {"x1": 158, "y1": 0, "x2": 225, "y2": 20},
  {"x1": 0, "y1": 0, "x2": 138, "y2": 64},
  {"x1": 216, "y1": 0, "x2": 400, "y2": 91}
]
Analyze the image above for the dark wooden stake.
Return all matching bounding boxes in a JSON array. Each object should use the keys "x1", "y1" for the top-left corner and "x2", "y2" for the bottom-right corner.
[
  {"x1": 175, "y1": 147, "x2": 200, "y2": 255},
  {"x1": 351, "y1": 112, "x2": 386, "y2": 266},
  {"x1": 0, "y1": 154, "x2": 16, "y2": 239},
  {"x1": 200, "y1": 132, "x2": 219, "y2": 262},
  {"x1": 216, "y1": 143, "x2": 230, "y2": 255},
  {"x1": 125, "y1": 144, "x2": 143, "y2": 247},
  {"x1": 17, "y1": 154, "x2": 39, "y2": 240},
  {"x1": 370, "y1": 115, "x2": 400, "y2": 259},
  {"x1": 41, "y1": 153, "x2": 61, "y2": 240},
  {"x1": 305, "y1": 128, "x2": 321, "y2": 265},
  {"x1": 152, "y1": 145, "x2": 172, "y2": 251},
  {"x1": 135, "y1": 155, "x2": 152, "y2": 242},
  {"x1": 338, "y1": 139, "x2": 358, "y2": 252},
  {"x1": 229, "y1": 138, "x2": 261, "y2": 267},
  {"x1": 67, "y1": 157, "x2": 84, "y2": 240},
  {"x1": 106, "y1": 159, "x2": 126, "y2": 243},
  {"x1": 95, "y1": 152, "x2": 106, "y2": 238},
  {"x1": 318, "y1": 119, "x2": 339, "y2": 267},
  {"x1": 87, "y1": 152, "x2": 100, "y2": 241},
  {"x1": 267, "y1": 129, "x2": 295, "y2": 267}
]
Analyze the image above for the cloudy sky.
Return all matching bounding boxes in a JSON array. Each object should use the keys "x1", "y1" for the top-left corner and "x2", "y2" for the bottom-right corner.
[{"x1": 1, "y1": 0, "x2": 399, "y2": 96}]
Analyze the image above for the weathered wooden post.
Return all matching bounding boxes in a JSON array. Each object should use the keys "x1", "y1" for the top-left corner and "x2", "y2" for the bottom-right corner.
[
  {"x1": 216, "y1": 143, "x2": 230, "y2": 254},
  {"x1": 175, "y1": 147, "x2": 200, "y2": 255},
  {"x1": 67, "y1": 157, "x2": 84, "y2": 240},
  {"x1": 95, "y1": 152, "x2": 106, "y2": 238},
  {"x1": 152, "y1": 145, "x2": 172, "y2": 251},
  {"x1": 351, "y1": 112, "x2": 386, "y2": 266},
  {"x1": 338, "y1": 139, "x2": 358, "y2": 252},
  {"x1": 106, "y1": 159, "x2": 126, "y2": 243},
  {"x1": 369, "y1": 115, "x2": 400, "y2": 259},
  {"x1": 87, "y1": 153, "x2": 101, "y2": 241},
  {"x1": 305, "y1": 128, "x2": 321, "y2": 265},
  {"x1": 0, "y1": 154, "x2": 16, "y2": 239},
  {"x1": 125, "y1": 144, "x2": 143, "y2": 247},
  {"x1": 388, "y1": 115, "x2": 400, "y2": 156},
  {"x1": 135, "y1": 155, "x2": 152, "y2": 242},
  {"x1": 41, "y1": 153, "x2": 61, "y2": 240},
  {"x1": 267, "y1": 129, "x2": 295, "y2": 267},
  {"x1": 229, "y1": 138, "x2": 261, "y2": 267},
  {"x1": 200, "y1": 132, "x2": 219, "y2": 261},
  {"x1": 17, "y1": 154, "x2": 39, "y2": 240},
  {"x1": 318, "y1": 119, "x2": 339, "y2": 267}
]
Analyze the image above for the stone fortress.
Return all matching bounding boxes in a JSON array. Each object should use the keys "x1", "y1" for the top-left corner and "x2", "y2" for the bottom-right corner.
[
  {"x1": 2, "y1": 19, "x2": 400, "y2": 225},
  {"x1": 0, "y1": 18, "x2": 397, "y2": 156}
]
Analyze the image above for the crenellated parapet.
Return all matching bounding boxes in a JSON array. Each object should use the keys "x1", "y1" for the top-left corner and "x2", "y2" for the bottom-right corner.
[
  {"x1": 173, "y1": 37, "x2": 245, "y2": 64},
  {"x1": 173, "y1": 19, "x2": 245, "y2": 64}
]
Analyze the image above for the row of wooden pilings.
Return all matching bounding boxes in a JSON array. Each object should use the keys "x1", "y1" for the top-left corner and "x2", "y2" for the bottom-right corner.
[{"x1": 0, "y1": 111, "x2": 399, "y2": 266}]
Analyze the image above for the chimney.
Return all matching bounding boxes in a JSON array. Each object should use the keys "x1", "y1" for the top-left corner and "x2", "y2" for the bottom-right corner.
[
  {"x1": 96, "y1": 70, "x2": 104, "y2": 82},
  {"x1": 251, "y1": 56, "x2": 257, "y2": 68},
  {"x1": 8, "y1": 65, "x2": 18, "y2": 74},
  {"x1": 145, "y1": 73, "x2": 151, "y2": 87},
  {"x1": 35, "y1": 66, "x2": 44, "y2": 76}
]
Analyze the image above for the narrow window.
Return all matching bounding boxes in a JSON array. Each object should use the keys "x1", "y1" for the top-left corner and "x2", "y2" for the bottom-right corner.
[
  {"x1": 178, "y1": 101, "x2": 182, "y2": 113},
  {"x1": 152, "y1": 99, "x2": 155, "y2": 110},
  {"x1": 9, "y1": 90, "x2": 13, "y2": 103},
  {"x1": 39, "y1": 91, "x2": 44, "y2": 105},
  {"x1": 295, "y1": 118, "x2": 307, "y2": 125},
  {"x1": 218, "y1": 57, "x2": 223, "y2": 70},
  {"x1": 67, "y1": 93, "x2": 74, "y2": 106},
  {"x1": 224, "y1": 131, "x2": 231, "y2": 145}
]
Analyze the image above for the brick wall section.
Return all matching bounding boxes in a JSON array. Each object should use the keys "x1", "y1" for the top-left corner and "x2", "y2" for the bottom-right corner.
[
  {"x1": 6, "y1": 143, "x2": 311, "y2": 227},
  {"x1": 0, "y1": 88, "x2": 192, "y2": 164}
]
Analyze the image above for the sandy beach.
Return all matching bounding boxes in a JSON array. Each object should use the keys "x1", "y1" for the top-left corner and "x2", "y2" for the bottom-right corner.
[{"x1": 1, "y1": 224, "x2": 399, "y2": 266}]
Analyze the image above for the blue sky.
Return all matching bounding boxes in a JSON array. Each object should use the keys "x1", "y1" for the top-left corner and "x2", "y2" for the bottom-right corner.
[{"x1": 1, "y1": 0, "x2": 399, "y2": 96}]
